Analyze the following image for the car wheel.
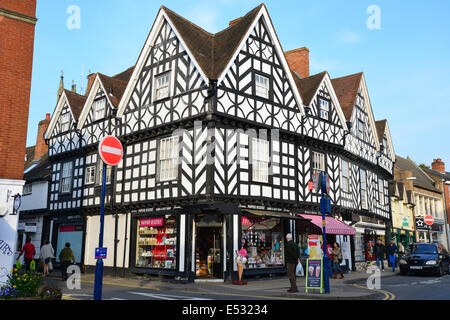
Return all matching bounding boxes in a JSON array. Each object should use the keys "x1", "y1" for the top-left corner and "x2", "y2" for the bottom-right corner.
[{"x1": 436, "y1": 265, "x2": 444, "y2": 277}]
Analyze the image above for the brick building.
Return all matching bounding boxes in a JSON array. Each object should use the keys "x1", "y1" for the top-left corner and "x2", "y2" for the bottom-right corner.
[{"x1": 0, "y1": 0, "x2": 37, "y2": 280}]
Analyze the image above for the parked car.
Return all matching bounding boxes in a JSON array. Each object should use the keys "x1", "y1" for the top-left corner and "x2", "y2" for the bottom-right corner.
[{"x1": 399, "y1": 243, "x2": 450, "y2": 277}]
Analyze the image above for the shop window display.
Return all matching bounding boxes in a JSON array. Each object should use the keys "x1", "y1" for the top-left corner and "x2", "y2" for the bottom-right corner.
[
  {"x1": 136, "y1": 215, "x2": 177, "y2": 269},
  {"x1": 241, "y1": 215, "x2": 285, "y2": 269}
]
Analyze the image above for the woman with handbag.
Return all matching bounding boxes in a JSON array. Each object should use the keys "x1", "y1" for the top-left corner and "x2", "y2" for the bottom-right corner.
[
  {"x1": 332, "y1": 242, "x2": 344, "y2": 279},
  {"x1": 40, "y1": 240, "x2": 55, "y2": 277}
]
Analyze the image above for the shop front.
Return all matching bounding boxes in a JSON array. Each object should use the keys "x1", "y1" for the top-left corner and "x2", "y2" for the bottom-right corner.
[
  {"x1": 295, "y1": 214, "x2": 356, "y2": 271},
  {"x1": 391, "y1": 228, "x2": 416, "y2": 249}
]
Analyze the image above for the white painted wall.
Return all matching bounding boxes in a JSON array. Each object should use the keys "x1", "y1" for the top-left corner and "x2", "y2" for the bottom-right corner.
[
  {"x1": 84, "y1": 213, "x2": 131, "y2": 268},
  {"x1": 21, "y1": 181, "x2": 48, "y2": 211}
]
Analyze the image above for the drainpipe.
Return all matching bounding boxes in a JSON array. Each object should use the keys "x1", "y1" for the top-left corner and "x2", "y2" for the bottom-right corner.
[
  {"x1": 122, "y1": 212, "x2": 129, "y2": 277},
  {"x1": 113, "y1": 213, "x2": 119, "y2": 277}
]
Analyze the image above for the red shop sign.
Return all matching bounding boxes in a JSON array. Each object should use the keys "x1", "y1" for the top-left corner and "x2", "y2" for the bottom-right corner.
[{"x1": 140, "y1": 218, "x2": 164, "y2": 227}]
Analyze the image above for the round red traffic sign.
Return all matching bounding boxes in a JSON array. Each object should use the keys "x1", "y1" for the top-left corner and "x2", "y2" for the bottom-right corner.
[
  {"x1": 424, "y1": 215, "x2": 434, "y2": 226},
  {"x1": 98, "y1": 135, "x2": 123, "y2": 166}
]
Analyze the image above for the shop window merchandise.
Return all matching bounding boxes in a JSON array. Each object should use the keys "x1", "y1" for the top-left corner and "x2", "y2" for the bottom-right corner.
[
  {"x1": 136, "y1": 215, "x2": 177, "y2": 270},
  {"x1": 241, "y1": 215, "x2": 285, "y2": 269}
]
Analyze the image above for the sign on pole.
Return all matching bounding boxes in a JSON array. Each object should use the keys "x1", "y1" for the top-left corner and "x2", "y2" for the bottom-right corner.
[
  {"x1": 98, "y1": 135, "x2": 124, "y2": 166},
  {"x1": 424, "y1": 215, "x2": 434, "y2": 226}
]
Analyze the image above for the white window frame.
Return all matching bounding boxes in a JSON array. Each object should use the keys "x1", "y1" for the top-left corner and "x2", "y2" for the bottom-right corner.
[
  {"x1": 93, "y1": 98, "x2": 106, "y2": 121},
  {"x1": 85, "y1": 166, "x2": 96, "y2": 185},
  {"x1": 360, "y1": 169, "x2": 367, "y2": 210},
  {"x1": 252, "y1": 138, "x2": 270, "y2": 183},
  {"x1": 154, "y1": 71, "x2": 171, "y2": 101},
  {"x1": 158, "y1": 136, "x2": 179, "y2": 182},
  {"x1": 97, "y1": 163, "x2": 112, "y2": 185},
  {"x1": 255, "y1": 74, "x2": 269, "y2": 99},
  {"x1": 23, "y1": 184, "x2": 32, "y2": 195},
  {"x1": 341, "y1": 160, "x2": 350, "y2": 193},
  {"x1": 61, "y1": 161, "x2": 73, "y2": 193},
  {"x1": 357, "y1": 119, "x2": 364, "y2": 140},
  {"x1": 319, "y1": 98, "x2": 330, "y2": 120},
  {"x1": 378, "y1": 178, "x2": 384, "y2": 206},
  {"x1": 60, "y1": 112, "x2": 70, "y2": 132},
  {"x1": 312, "y1": 152, "x2": 325, "y2": 174}
]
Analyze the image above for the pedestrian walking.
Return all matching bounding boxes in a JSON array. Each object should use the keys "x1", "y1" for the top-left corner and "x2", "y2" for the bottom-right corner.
[
  {"x1": 59, "y1": 242, "x2": 76, "y2": 281},
  {"x1": 386, "y1": 239, "x2": 398, "y2": 272},
  {"x1": 285, "y1": 233, "x2": 299, "y2": 292},
  {"x1": 332, "y1": 242, "x2": 344, "y2": 279},
  {"x1": 325, "y1": 243, "x2": 333, "y2": 278},
  {"x1": 374, "y1": 239, "x2": 386, "y2": 272},
  {"x1": 438, "y1": 243, "x2": 448, "y2": 254},
  {"x1": 40, "y1": 240, "x2": 55, "y2": 277},
  {"x1": 17, "y1": 237, "x2": 36, "y2": 271}
]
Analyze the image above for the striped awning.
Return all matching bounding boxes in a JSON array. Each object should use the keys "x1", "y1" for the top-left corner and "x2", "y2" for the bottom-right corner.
[{"x1": 298, "y1": 214, "x2": 356, "y2": 235}]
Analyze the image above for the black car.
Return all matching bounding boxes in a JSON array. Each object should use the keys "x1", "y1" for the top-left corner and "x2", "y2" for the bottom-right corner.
[{"x1": 399, "y1": 243, "x2": 450, "y2": 277}]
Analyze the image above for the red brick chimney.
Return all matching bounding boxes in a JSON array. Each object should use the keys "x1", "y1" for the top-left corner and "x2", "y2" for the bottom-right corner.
[
  {"x1": 285, "y1": 47, "x2": 310, "y2": 79},
  {"x1": 431, "y1": 158, "x2": 445, "y2": 173},
  {"x1": 85, "y1": 73, "x2": 96, "y2": 96},
  {"x1": 34, "y1": 113, "x2": 50, "y2": 160}
]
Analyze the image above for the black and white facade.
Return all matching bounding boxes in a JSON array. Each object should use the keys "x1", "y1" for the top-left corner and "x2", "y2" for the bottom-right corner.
[{"x1": 44, "y1": 5, "x2": 395, "y2": 280}]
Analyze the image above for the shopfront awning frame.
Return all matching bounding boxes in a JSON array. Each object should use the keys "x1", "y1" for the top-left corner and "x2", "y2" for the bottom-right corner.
[
  {"x1": 241, "y1": 209, "x2": 310, "y2": 221},
  {"x1": 298, "y1": 214, "x2": 356, "y2": 236}
]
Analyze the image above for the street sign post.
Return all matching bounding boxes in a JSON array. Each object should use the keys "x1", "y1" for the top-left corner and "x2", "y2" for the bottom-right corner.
[
  {"x1": 319, "y1": 171, "x2": 331, "y2": 294},
  {"x1": 94, "y1": 136, "x2": 123, "y2": 301}
]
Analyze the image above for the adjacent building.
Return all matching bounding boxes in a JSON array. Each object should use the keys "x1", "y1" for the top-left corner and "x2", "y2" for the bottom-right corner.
[
  {"x1": 43, "y1": 5, "x2": 395, "y2": 280},
  {"x1": 0, "y1": 0, "x2": 37, "y2": 281},
  {"x1": 395, "y1": 156, "x2": 448, "y2": 249}
]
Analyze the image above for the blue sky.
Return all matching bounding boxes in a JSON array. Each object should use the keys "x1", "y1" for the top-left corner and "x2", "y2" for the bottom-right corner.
[{"x1": 28, "y1": 0, "x2": 450, "y2": 167}]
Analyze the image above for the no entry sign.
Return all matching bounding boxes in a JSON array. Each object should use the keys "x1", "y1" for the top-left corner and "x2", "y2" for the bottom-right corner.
[
  {"x1": 98, "y1": 135, "x2": 123, "y2": 166},
  {"x1": 424, "y1": 215, "x2": 434, "y2": 226}
]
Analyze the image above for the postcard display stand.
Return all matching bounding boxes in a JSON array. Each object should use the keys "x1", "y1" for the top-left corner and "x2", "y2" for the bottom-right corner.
[{"x1": 136, "y1": 217, "x2": 177, "y2": 269}]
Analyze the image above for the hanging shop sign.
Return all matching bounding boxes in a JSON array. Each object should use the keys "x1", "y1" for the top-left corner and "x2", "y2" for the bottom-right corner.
[{"x1": 306, "y1": 259, "x2": 323, "y2": 293}]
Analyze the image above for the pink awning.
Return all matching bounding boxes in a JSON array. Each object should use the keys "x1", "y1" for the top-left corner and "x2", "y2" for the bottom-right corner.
[{"x1": 298, "y1": 214, "x2": 355, "y2": 235}]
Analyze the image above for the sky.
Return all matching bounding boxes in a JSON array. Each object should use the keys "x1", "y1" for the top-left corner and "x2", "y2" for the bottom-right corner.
[{"x1": 27, "y1": 0, "x2": 450, "y2": 167}]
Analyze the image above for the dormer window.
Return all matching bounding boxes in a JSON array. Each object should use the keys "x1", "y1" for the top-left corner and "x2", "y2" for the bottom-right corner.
[
  {"x1": 255, "y1": 74, "x2": 269, "y2": 99},
  {"x1": 318, "y1": 98, "x2": 330, "y2": 120},
  {"x1": 93, "y1": 98, "x2": 106, "y2": 121},
  {"x1": 61, "y1": 112, "x2": 70, "y2": 132},
  {"x1": 155, "y1": 72, "x2": 170, "y2": 101}
]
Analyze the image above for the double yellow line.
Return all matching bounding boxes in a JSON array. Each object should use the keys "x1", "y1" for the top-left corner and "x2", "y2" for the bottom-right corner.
[{"x1": 353, "y1": 284, "x2": 395, "y2": 300}]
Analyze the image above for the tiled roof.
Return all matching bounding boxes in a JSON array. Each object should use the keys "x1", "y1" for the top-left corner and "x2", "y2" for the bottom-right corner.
[
  {"x1": 24, "y1": 146, "x2": 35, "y2": 171},
  {"x1": 423, "y1": 168, "x2": 450, "y2": 182},
  {"x1": 113, "y1": 66, "x2": 135, "y2": 82},
  {"x1": 291, "y1": 71, "x2": 327, "y2": 106},
  {"x1": 163, "y1": 4, "x2": 262, "y2": 80},
  {"x1": 395, "y1": 155, "x2": 441, "y2": 193},
  {"x1": 375, "y1": 120, "x2": 387, "y2": 143},
  {"x1": 24, "y1": 152, "x2": 50, "y2": 182},
  {"x1": 331, "y1": 72, "x2": 363, "y2": 121},
  {"x1": 97, "y1": 73, "x2": 129, "y2": 108},
  {"x1": 64, "y1": 89, "x2": 87, "y2": 121}
]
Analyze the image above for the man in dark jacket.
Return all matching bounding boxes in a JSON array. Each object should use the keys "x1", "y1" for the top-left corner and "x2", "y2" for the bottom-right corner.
[
  {"x1": 285, "y1": 233, "x2": 299, "y2": 293},
  {"x1": 386, "y1": 239, "x2": 398, "y2": 272},
  {"x1": 374, "y1": 240, "x2": 386, "y2": 272}
]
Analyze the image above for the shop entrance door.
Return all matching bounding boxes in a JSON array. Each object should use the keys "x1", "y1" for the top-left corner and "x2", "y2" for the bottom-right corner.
[{"x1": 195, "y1": 226, "x2": 223, "y2": 279}]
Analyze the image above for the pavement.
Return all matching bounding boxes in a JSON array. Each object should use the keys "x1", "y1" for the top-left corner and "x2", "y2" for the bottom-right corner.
[{"x1": 43, "y1": 266, "x2": 399, "y2": 300}]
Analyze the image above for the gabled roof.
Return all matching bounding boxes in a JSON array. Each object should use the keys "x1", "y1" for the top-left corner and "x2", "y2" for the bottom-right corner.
[
  {"x1": 331, "y1": 72, "x2": 363, "y2": 121},
  {"x1": 395, "y1": 155, "x2": 441, "y2": 193},
  {"x1": 117, "y1": 4, "x2": 304, "y2": 117},
  {"x1": 64, "y1": 89, "x2": 86, "y2": 120},
  {"x1": 292, "y1": 71, "x2": 327, "y2": 106},
  {"x1": 163, "y1": 5, "x2": 262, "y2": 80},
  {"x1": 375, "y1": 120, "x2": 387, "y2": 143},
  {"x1": 97, "y1": 73, "x2": 129, "y2": 108},
  {"x1": 44, "y1": 90, "x2": 87, "y2": 139}
]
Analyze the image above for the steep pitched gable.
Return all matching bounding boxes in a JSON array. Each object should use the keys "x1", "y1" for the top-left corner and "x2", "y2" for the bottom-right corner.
[
  {"x1": 375, "y1": 119, "x2": 395, "y2": 160},
  {"x1": 44, "y1": 90, "x2": 86, "y2": 139}
]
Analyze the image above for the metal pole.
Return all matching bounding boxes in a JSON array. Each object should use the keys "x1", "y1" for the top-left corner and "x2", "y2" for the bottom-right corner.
[
  {"x1": 94, "y1": 162, "x2": 107, "y2": 300},
  {"x1": 321, "y1": 172, "x2": 330, "y2": 294}
]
